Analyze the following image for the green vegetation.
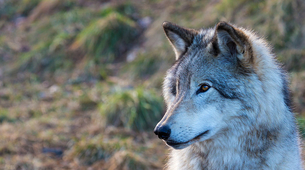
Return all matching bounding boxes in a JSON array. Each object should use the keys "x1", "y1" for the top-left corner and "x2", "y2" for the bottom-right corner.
[
  {"x1": 0, "y1": 0, "x2": 42, "y2": 19},
  {"x1": 0, "y1": 0, "x2": 304, "y2": 169},
  {"x1": 297, "y1": 118, "x2": 305, "y2": 138},
  {"x1": 4, "y1": 2, "x2": 140, "y2": 76},
  {"x1": 72, "y1": 12, "x2": 139, "y2": 63},
  {"x1": 0, "y1": 109, "x2": 15, "y2": 123},
  {"x1": 100, "y1": 87, "x2": 164, "y2": 131}
]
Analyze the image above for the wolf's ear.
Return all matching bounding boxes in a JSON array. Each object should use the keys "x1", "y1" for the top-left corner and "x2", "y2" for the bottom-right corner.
[
  {"x1": 163, "y1": 22, "x2": 198, "y2": 60},
  {"x1": 213, "y1": 21, "x2": 251, "y2": 62}
]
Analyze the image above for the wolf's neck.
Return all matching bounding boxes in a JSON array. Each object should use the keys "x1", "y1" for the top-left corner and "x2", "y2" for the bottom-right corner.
[{"x1": 167, "y1": 118, "x2": 299, "y2": 170}]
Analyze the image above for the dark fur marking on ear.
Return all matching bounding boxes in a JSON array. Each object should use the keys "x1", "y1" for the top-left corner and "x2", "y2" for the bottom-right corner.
[
  {"x1": 226, "y1": 41, "x2": 237, "y2": 55},
  {"x1": 216, "y1": 22, "x2": 244, "y2": 49},
  {"x1": 213, "y1": 21, "x2": 255, "y2": 75},
  {"x1": 163, "y1": 21, "x2": 198, "y2": 46},
  {"x1": 163, "y1": 21, "x2": 198, "y2": 58},
  {"x1": 211, "y1": 36, "x2": 220, "y2": 56},
  {"x1": 218, "y1": 22, "x2": 254, "y2": 65}
]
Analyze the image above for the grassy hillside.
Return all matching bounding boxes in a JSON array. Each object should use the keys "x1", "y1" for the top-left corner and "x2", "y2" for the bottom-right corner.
[{"x1": 0, "y1": 0, "x2": 305, "y2": 169}]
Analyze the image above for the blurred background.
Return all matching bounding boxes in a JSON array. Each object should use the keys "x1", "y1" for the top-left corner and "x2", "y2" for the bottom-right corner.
[{"x1": 0, "y1": 0, "x2": 304, "y2": 169}]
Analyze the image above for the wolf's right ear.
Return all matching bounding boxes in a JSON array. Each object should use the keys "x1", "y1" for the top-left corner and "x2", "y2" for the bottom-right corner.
[
  {"x1": 213, "y1": 21, "x2": 252, "y2": 64},
  {"x1": 163, "y1": 22, "x2": 198, "y2": 60}
]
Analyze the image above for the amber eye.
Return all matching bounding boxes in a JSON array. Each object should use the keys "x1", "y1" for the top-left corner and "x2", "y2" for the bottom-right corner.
[{"x1": 200, "y1": 84, "x2": 210, "y2": 92}]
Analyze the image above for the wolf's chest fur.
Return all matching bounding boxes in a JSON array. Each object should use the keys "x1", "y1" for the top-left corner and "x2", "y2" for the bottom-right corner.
[{"x1": 154, "y1": 21, "x2": 302, "y2": 170}]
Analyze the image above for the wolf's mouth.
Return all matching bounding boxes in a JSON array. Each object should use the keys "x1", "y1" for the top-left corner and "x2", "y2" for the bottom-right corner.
[{"x1": 166, "y1": 130, "x2": 210, "y2": 148}]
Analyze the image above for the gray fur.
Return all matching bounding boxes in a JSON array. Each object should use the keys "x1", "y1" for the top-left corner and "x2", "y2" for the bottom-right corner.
[{"x1": 155, "y1": 21, "x2": 303, "y2": 170}]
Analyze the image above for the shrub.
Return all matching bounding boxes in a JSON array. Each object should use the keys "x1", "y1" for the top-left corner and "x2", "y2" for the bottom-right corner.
[
  {"x1": 71, "y1": 12, "x2": 139, "y2": 63},
  {"x1": 99, "y1": 87, "x2": 164, "y2": 131}
]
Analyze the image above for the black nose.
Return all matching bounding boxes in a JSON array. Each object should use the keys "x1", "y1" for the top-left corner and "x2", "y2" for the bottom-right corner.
[{"x1": 154, "y1": 125, "x2": 171, "y2": 140}]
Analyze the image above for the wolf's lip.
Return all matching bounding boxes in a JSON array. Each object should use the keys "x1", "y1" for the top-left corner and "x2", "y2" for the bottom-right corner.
[{"x1": 166, "y1": 130, "x2": 210, "y2": 146}]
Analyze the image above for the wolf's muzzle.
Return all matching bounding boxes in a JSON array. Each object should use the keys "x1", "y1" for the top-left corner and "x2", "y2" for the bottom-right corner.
[{"x1": 154, "y1": 125, "x2": 171, "y2": 140}]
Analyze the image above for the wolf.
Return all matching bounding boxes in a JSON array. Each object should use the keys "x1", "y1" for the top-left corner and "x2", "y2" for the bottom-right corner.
[{"x1": 153, "y1": 21, "x2": 303, "y2": 170}]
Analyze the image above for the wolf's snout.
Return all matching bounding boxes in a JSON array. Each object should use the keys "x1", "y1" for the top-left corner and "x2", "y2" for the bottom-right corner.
[{"x1": 154, "y1": 125, "x2": 171, "y2": 140}]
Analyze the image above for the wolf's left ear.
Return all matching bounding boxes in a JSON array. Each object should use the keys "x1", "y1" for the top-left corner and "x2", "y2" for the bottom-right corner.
[
  {"x1": 213, "y1": 22, "x2": 252, "y2": 63},
  {"x1": 163, "y1": 22, "x2": 198, "y2": 60}
]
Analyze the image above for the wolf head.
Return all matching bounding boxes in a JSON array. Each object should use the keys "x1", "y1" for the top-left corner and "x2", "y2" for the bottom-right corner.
[{"x1": 154, "y1": 21, "x2": 286, "y2": 149}]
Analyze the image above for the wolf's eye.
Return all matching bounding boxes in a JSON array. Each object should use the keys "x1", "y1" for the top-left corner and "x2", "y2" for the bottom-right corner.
[
  {"x1": 201, "y1": 85, "x2": 210, "y2": 92},
  {"x1": 197, "y1": 84, "x2": 210, "y2": 94}
]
